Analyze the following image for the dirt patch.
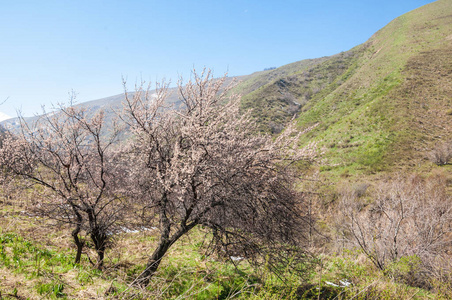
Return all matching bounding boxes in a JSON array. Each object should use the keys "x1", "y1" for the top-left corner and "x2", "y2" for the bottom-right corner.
[{"x1": 0, "y1": 269, "x2": 39, "y2": 299}]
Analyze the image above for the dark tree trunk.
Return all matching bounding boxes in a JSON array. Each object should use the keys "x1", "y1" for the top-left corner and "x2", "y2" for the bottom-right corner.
[
  {"x1": 137, "y1": 223, "x2": 198, "y2": 286},
  {"x1": 87, "y1": 207, "x2": 107, "y2": 270},
  {"x1": 90, "y1": 230, "x2": 107, "y2": 270},
  {"x1": 71, "y1": 224, "x2": 84, "y2": 264},
  {"x1": 136, "y1": 192, "x2": 200, "y2": 286},
  {"x1": 139, "y1": 239, "x2": 172, "y2": 285},
  {"x1": 96, "y1": 247, "x2": 105, "y2": 270},
  {"x1": 71, "y1": 209, "x2": 84, "y2": 264}
]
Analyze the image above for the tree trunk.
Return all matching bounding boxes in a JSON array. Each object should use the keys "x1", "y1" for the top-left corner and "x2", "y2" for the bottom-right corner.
[
  {"x1": 137, "y1": 194, "x2": 173, "y2": 285},
  {"x1": 87, "y1": 208, "x2": 107, "y2": 270},
  {"x1": 137, "y1": 192, "x2": 199, "y2": 286},
  {"x1": 96, "y1": 247, "x2": 105, "y2": 270},
  {"x1": 138, "y1": 239, "x2": 172, "y2": 285},
  {"x1": 90, "y1": 230, "x2": 106, "y2": 270},
  {"x1": 71, "y1": 206, "x2": 84, "y2": 264},
  {"x1": 137, "y1": 223, "x2": 198, "y2": 286},
  {"x1": 71, "y1": 225, "x2": 84, "y2": 264}
]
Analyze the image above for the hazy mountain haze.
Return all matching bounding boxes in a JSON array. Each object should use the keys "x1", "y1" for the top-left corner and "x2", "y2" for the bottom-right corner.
[{"x1": 0, "y1": 112, "x2": 11, "y2": 122}]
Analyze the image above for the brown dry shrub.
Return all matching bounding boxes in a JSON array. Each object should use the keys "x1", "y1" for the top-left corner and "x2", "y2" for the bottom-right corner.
[
  {"x1": 428, "y1": 141, "x2": 452, "y2": 165},
  {"x1": 337, "y1": 173, "x2": 452, "y2": 289}
]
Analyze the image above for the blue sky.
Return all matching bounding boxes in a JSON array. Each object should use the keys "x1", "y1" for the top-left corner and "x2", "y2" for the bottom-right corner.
[{"x1": 0, "y1": 0, "x2": 434, "y2": 117}]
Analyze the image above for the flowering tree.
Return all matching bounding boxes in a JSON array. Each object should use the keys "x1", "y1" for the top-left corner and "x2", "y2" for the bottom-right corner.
[
  {"x1": 0, "y1": 104, "x2": 125, "y2": 269},
  {"x1": 122, "y1": 69, "x2": 317, "y2": 284}
]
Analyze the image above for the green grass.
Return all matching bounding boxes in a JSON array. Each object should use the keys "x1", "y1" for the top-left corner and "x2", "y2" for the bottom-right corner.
[
  {"x1": 0, "y1": 231, "x2": 104, "y2": 299},
  {"x1": 0, "y1": 232, "x2": 72, "y2": 275},
  {"x1": 0, "y1": 216, "x2": 446, "y2": 299},
  {"x1": 235, "y1": 0, "x2": 452, "y2": 183},
  {"x1": 238, "y1": 48, "x2": 363, "y2": 133}
]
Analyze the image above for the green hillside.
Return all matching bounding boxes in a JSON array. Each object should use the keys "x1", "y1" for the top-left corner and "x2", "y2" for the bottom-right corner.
[{"x1": 236, "y1": 0, "x2": 452, "y2": 180}]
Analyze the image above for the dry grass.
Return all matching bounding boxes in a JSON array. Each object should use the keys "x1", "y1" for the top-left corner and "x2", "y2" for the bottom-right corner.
[
  {"x1": 1, "y1": 196, "x2": 447, "y2": 299},
  {"x1": 0, "y1": 191, "x2": 258, "y2": 299}
]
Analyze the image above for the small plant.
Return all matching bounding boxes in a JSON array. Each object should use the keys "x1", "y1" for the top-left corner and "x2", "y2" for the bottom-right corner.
[
  {"x1": 76, "y1": 269, "x2": 94, "y2": 284},
  {"x1": 385, "y1": 255, "x2": 426, "y2": 288},
  {"x1": 37, "y1": 282, "x2": 65, "y2": 299}
]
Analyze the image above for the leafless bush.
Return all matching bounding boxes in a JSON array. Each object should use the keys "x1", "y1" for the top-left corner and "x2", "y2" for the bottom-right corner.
[
  {"x1": 0, "y1": 103, "x2": 127, "y2": 268},
  {"x1": 352, "y1": 182, "x2": 370, "y2": 198},
  {"x1": 428, "y1": 141, "x2": 452, "y2": 165},
  {"x1": 337, "y1": 174, "x2": 452, "y2": 287}
]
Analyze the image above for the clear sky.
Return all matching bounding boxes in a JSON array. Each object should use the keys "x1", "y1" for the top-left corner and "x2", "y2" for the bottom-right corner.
[{"x1": 0, "y1": 0, "x2": 435, "y2": 118}]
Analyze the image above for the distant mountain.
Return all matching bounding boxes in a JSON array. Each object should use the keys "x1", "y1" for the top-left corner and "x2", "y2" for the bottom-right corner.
[
  {"x1": 1, "y1": 89, "x2": 171, "y2": 132},
  {"x1": 0, "y1": 112, "x2": 11, "y2": 122},
  {"x1": 1, "y1": 75, "x2": 246, "y2": 132}
]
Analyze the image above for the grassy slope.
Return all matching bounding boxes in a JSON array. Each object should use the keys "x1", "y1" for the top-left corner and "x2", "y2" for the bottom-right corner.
[
  {"x1": 0, "y1": 200, "x2": 442, "y2": 299},
  {"x1": 236, "y1": 0, "x2": 452, "y2": 181},
  {"x1": 238, "y1": 54, "x2": 357, "y2": 133}
]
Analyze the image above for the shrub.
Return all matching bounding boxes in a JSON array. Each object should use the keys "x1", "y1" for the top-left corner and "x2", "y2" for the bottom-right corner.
[
  {"x1": 337, "y1": 174, "x2": 452, "y2": 288},
  {"x1": 428, "y1": 141, "x2": 452, "y2": 165},
  {"x1": 385, "y1": 255, "x2": 429, "y2": 289}
]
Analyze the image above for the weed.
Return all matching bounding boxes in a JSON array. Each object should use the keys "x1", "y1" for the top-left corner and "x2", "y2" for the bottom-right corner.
[{"x1": 37, "y1": 281, "x2": 66, "y2": 299}]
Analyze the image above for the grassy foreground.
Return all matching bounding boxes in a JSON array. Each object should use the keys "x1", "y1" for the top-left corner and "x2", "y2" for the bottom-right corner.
[{"x1": 0, "y1": 197, "x2": 445, "y2": 300}]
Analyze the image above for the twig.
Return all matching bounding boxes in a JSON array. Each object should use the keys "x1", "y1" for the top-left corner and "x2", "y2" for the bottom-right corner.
[
  {"x1": 349, "y1": 276, "x2": 382, "y2": 300},
  {"x1": 408, "y1": 288, "x2": 421, "y2": 300},
  {"x1": 0, "y1": 97, "x2": 8, "y2": 106}
]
